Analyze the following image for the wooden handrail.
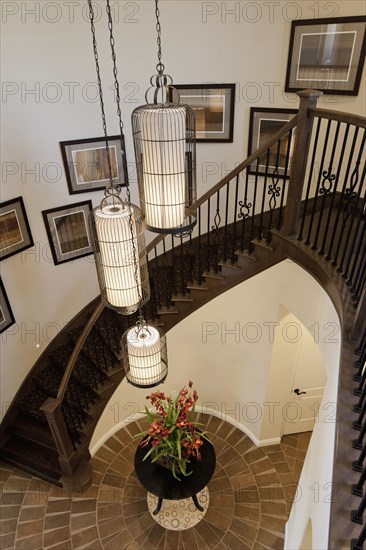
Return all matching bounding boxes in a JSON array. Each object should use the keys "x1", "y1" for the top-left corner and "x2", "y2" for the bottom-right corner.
[
  {"x1": 147, "y1": 114, "x2": 299, "y2": 254},
  {"x1": 56, "y1": 299, "x2": 106, "y2": 403},
  {"x1": 309, "y1": 107, "x2": 366, "y2": 129},
  {"x1": 196, "y1": 115, "x2": 298, "y2": 207}
]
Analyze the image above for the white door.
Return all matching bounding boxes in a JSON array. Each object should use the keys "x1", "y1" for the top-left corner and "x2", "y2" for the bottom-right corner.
[{"x1": 282, "y1": 327, "x2": 326, "y2": 435}]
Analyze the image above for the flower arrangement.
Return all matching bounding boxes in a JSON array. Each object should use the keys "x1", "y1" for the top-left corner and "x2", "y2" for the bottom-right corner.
[{"x1": 136, "y1": 381, "x2": 209, "y2": 480}]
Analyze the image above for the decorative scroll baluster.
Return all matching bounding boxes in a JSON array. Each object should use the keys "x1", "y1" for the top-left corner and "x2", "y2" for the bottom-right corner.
[
  {"x1": 305, "y1": 118, "x2": 330, "y2": 246},
  {"x1": 239, "y1": 170, "x2": 252, "y2": 252},
  {"x1": 232, "y1": 174, "x2": 240, "y2": 263},
  {"x1": 312, "y1": 121, "x2": 340, "y2": 252},
  {"x1": 298, "y1": 118, "x2": 322, "y2": 241},
  {"x1": 250, "y1": 159, "x2": 260, "y2": 245},
  {"x1": 259, "y1": 149, "x2": 270, "y2": 241},
  {"x1": 206, "y1": 197, "x2": 211, "y2": 273}
]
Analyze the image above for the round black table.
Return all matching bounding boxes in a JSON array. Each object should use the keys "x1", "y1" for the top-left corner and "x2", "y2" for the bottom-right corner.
[{"x1": 134, "y1": 440, "x2": 216, "y2": 515}]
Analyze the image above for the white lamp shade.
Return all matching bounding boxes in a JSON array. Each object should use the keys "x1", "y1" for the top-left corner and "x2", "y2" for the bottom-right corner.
[
  {"x1": 123, "y1": 324, "x2": 168, "y2": 388},
  {"x1": 140, "y1": 106, "x2": 186, "y2": 230},
  {"x1": 92, "y1": 202, "x2": 148, "y2": 313}
]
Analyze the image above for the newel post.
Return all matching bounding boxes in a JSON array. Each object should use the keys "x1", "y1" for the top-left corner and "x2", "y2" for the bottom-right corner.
[
  {"x1": 282, "y1": 89, "x2": 323, "y2": 237},
  {"x1": 41, "y1": 398, "x2": 75, "y2": 477}
]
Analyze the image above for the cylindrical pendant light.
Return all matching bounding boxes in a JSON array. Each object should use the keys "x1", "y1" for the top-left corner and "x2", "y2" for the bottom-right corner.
[
  {"x1": 131, "y1": 0, "x2": 196, "y2": 236},
  {"x1": 89, "y1": 197, "x2": 150, "y2": 315},
  {"x1": 132, "y1": 98, "x2": 196, "y2": 234},
  {"x1": 122, "y1": 319, "x2": 168, "y2": 388}
]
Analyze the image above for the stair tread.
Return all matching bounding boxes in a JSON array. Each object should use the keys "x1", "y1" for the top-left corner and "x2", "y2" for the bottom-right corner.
[
  {"x1": 1, "y1": 434, "x2": 62, "y2": 479},
  {"x1": 11, "y1": 414, "x2": 57, "y2": 450}
]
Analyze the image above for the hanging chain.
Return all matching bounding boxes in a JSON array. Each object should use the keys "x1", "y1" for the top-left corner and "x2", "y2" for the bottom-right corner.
[
  {"x1": 155, "y1": 0, "x2": 165, "y2": 74},
  {"x1": 87, "y1": 0, "x2": 116, "y2": 197},
  {"x1": 105, "y1": 0, "x2": 143, "y2": 310},
  {"x1": 105, "y1": 0, "x2": 129, "y2": 191}
]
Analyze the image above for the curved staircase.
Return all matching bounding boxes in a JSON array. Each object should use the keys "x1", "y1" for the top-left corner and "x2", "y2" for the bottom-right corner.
[{"x1": 0, "y1": 91, "x2": 365, "y2": 547}]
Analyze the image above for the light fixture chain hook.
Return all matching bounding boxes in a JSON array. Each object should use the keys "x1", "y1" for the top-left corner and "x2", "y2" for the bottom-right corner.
[
  {"x1": 155, "y1": 0, "x2": 165, "y2": 74},
  {"x1": 87, "y1": 0, "x2": 116, "y2": 196}
]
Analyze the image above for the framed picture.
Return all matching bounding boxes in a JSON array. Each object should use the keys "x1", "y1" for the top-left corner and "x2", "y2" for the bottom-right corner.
[
  {"x1": 172, "y1": 84, "x2": 235, "y2": 142},
  {"x1": 0, "y1": 197, "x2": 34, "y2": 261},
  {"x1": 42, "y1": 200, "x2": 93, "y2": 265},
  {"x1": 60, "y1": 136, "x2": 126, "y2": 194},
  {"x1": 247, "y1": 108, "x2": 298, "y2": 177},
  {"x1": 285, "y1": 16, "x2": 366, "y2": 95},
  {"x1": 0, "y1": 279, "x2": 15, "y2": 334}
]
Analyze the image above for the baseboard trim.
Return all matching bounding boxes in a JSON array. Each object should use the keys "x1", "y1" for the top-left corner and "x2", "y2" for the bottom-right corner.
[{"x1": 90, "y1": 406, "x2": 281, "y2": 456}]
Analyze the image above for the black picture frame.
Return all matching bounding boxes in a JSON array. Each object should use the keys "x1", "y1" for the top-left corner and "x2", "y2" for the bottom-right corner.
[
  {"x1": 247, "y1": 108, "x2": 298, "y2": 178},
  {"x1": 0, "y1": 278, "x2": 15, "y2": 334},
  {"x1": 42, "y1": 200, "x2": 93, "y2": 265},
  {"x1": 172, "y1": 84, "x2": 236, "y2": 142},
  {"x1": 0, "y1": 196, "x2": 34, "y2": 261},
  {"x1": 60, "y1": 136, "x2": 127, "y2": 194},
  {"x1": 285, "y1": 16, "x2": 366, "y2": 95}
]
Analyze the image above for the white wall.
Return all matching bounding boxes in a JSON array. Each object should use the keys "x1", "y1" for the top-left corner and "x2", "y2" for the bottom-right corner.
[{"x1": 1, "y1": 1, "x2": 364, "y2": 414}]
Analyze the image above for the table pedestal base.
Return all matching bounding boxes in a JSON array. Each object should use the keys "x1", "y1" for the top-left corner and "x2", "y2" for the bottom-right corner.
[{"x1": 147, "y1": 487, "x2": 209, "y2": 530}]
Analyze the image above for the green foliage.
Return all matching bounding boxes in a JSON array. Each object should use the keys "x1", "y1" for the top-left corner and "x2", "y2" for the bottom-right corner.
[{"x1": 135, "y1": 382, "x2": 209, "y2": 481}]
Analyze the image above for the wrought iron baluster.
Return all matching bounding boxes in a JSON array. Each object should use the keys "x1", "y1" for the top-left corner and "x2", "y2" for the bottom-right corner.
[
  {"x1": 351, "y1": 522, "x2": 366, "y2": 550},
  {"x1": 212, "y1": 190, "x2": 221, "y2": 272},
  {"x1": 312, "y1": 121, "x2": 340, "y2": 252},
  {"x1": 239, "y1": 169, "x2": 252, "y2": 252},
  {"x1": 250, "y1": 159, "x2": 260, "y2": 246},
  {"x1": 206, "y1": 198, "x2": 211, "y2": 273},
  {"x1": 197, "y1": 205, "x2": 202, "y2": 285},
  {"x1": 154, "y1": 246, "x2": 161, "y2": 309},
  {"x1": 354, "y1": 420, "x2": 366, "y2": 450},
  {"x1": 267, "y1": 139, "x2": 282, "y2": 243},
  {"x1": 353, "y1": 447, "x2": 366, "y2": 475},
  {"x1": 338, "y1": 154, "x2": 366, "y2": 276},
  {"x1": 259, "y1": 149, "x2": 270, "y2": 241},
  {"x1": 343, "y1": 169, "x2": 366, "y2": 282},
  {"x1": 354, "y1": 398, "x2": 366, "y2": 431},
  {"x1": 319, "y1": 123, "x2": 350, "y2": 256},
  {"x1": 348, "y1": 203, "x2": 366, "y2": 290},
  {"x1": 352, "y1": 492, "x2": 366, "y2": 527},
  {"x1": 179, "y1": 235, "x2": 184, "y2": 295},
  {"x1": 305, "y1": 118, "x2": 330, "y2": 246},
  {"x1": 352, "y1": 464, "x2": 366, "y2": 496},
  {"x1": 298, "y1": 118, "x2": 321, "y2": 241},
  {"x1": 327, "y1": 126, "x2": 360, "y2": 263},
  {"x1": 232, "y1": 174, "x2": 240, "y2": 262},
  {"x1": 223, "y1": 182, "x2": 230, "y2": 263},
  {"x1": 353, "y1": 257, "x2": 366, "y2": 307}
]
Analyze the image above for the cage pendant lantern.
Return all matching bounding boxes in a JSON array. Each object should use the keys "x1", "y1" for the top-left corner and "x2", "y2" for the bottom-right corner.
[
  {"x1": 90, "y1": 196, "x2": 150, "y2": 315},
  {"x1": 87, "y1": 0, "x2": 150, "y2": 315},
  {"x1": 132, "y1": 0, "x2": 197, "y2": 236},
  {"x1": 122, "y1": 317, "x2": 168, "y2": 388}
]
